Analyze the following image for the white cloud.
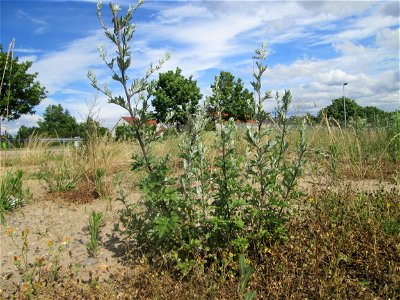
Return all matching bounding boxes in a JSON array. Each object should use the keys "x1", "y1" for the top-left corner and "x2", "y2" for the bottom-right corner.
[
  {"x1": 5, "y1": 114, "x2": 42, "y2": 136},
  {"x1": 154, "y1": 4, "x2": 212, "y2": 24},
  {"x1": 376, "y1": 27, "x2": 400, "y2": 50},
  {"x1": 16, "y1": 9, "x2": 50, "y2": 34},
  {"x1": 18, "y1": 55, "x2": 38, "y2": 63},
  {"x1": 30, "y1": 30, "x2": 107, "y2": 94},
  {"x1": 324, "y1": 15, "x2": 398, "y2": 44},
  {"x1": 267, "y1": 52, "x2": 399, "y2": 112},
  {"x1": 14, "y1": 48, "x2": 43, "y2": 54},
  {"x1": 316, "y1": 69, "x2": 359, "y2": 86}
]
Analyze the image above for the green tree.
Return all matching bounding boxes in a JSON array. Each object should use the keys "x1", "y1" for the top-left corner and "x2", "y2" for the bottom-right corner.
[
  {"x1": 16, "y1": 125, "x2": 38, "y2": 139},
  {"x1": 318, "y1": 98, "x2": 391, "y2": 126},
  {"x1": 209, "y1": 71, "x2": 254, "y2": 121},
  {"x1": 362, "y1": 106, "x2": 389, "y2": 125},
  {"x1": 78, "y1": 117, "x2": 109, "y2": 139},
  {"x1": 0, "y1": 46, "x2": 47, "y2": 120},
  {"x1": 37, "y1": 104, "x2": 80, "y2": 137},
  {"x1": 115, "y1": 124, "x2": 135, "y2": 141},
  {"x1": 152, "y1": 67, "x2": 202, "y2": 127},
  {"x1": 318, "y1": 97, "x2": 362, "y2": 123}
]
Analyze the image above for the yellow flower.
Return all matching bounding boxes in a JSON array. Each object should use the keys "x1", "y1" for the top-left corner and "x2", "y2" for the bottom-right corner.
[
  {"x1": 309, "y1": 198, "x2": 315, "y2": 203},
  {"x1": 20, "y1": 227, "x2": 29, "y2": 237},
  {"x1": 20, "y1": 282, "x2": 30, "y2": 293},
  {"x1": 47, "y1": 240, "x2": 53, "y2": 248},
  {"x1": 8, "y1": 227, "x2": 13, "y2": 237},
  {"x1": 35, "y1": 257, "x2": 46, "y2": 267},
  {"x1": 386, "y1": 203, "x2": 391, "y2": 209}
]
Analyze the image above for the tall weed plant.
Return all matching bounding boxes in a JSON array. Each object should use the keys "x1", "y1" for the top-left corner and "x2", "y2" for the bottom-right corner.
[
  {"x1": 89, "y1": 0, "x2": 306, "y2": 273},
  {"x1": 93, "y1": 11, "x2": 307, "y2": 271}
]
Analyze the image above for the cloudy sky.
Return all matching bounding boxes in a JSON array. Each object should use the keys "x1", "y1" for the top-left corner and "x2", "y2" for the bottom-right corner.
[{"x1": 1, "y1": 0, "x2": 399, "y2": 135}]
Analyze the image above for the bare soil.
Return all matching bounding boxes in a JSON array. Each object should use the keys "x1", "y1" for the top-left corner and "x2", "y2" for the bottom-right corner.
[
  {"x1": 0, "y1": 178, "x2": 139, "y2": 298},
  {"x1": 0, "y1": 174, "x2": 398, "y2": 298}
]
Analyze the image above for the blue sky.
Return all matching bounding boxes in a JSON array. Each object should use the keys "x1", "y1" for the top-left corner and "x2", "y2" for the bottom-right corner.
[{"x1": 1, "y1": 0, "x2": 399, "y2": 135}]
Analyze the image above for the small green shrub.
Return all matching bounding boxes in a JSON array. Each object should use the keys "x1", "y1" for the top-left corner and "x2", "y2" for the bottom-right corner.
[
  {"x1": 116, "y1": 43, "x2": 307, "y2": 273},
  {"x1": 90, "y1": 0, "x2": 307, "y2": 276},
  {"x1": 237, "y1": 255, "x2": 257, "y2": 300},
  {"x1": 86, "y1": 210, "x2": 103, "y2": 257},
  {"x1": 38, "y1": 158, "x2": 80, "y2": 192},
  {"x1": 0, "y1": 170, "x2": 26, "y2": 223}
]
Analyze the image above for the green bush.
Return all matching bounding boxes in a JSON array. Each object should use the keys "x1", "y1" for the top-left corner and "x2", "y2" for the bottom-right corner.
[
  {"x1": 86, "y1": 211, "x2": 103, "y2": 257},
  {"x1": 116, "y1": 44, "x2": 307, "y2": 273},
  {"x1": 89, "y1": 1, "x2": 306, "y2": 274},
  {"x1": 0, "y1": 170, "x2": 26, "y2": 223},
  {"x1": 38, "y1": 156, "x2": 80, "y2": 192}
]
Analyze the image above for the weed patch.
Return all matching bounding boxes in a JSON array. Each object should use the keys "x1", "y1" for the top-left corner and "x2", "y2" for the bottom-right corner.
[{"x1": 0, "y1": 170, "x2": 27, "y2": 223}]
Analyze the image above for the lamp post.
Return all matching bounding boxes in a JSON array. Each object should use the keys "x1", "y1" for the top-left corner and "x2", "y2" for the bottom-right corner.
[{"x1": 343, "y1": 83, "x2": 348, "y2": 129}]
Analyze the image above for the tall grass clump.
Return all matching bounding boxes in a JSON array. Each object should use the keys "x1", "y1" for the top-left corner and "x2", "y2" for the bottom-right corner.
[
  {"x1": 383, "y1": 110, "x2": 400, "y2": 165},
  {"x1": 0, "y1": 170, "x2": 26, "y2": 223},
  {"x1": 8, "y1": 132, "x2": 54, "y2": 167},
  {"x1": 37, "y1": 112, "x2": 120, "y2": 197},
  {"x1": 310, "y1": 113, "x2": 399, "y2": 181},
  {"x1": 78, "y1": 116, "x2": 117, "y2": 198},
  {"x1": 38, "y1": 146, "x2": 81, "y2": 192}
]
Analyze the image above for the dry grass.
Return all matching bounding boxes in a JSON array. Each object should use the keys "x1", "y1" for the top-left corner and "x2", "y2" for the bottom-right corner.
[
  {"x1": 304, "y1": 119, "x2": 399, "y2": 182},
  {"x1": 1, "y1": 134, "x2": 56, "y2": 171}
]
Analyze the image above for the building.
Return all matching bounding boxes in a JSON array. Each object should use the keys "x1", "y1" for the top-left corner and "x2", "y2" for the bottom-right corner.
[{"x1": 111, "y1": 116, "x2": 162, "y2": 138}]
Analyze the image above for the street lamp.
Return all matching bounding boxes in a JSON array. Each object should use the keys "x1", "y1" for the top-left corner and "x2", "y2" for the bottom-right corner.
[{"x1": 343, "y1": 83, "x2": 348, "y2": 129}]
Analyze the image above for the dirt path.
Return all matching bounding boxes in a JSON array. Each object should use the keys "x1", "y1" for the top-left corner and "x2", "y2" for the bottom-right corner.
[{"x1": 0, "y1": 181, "x2": 139, "y2": 298}]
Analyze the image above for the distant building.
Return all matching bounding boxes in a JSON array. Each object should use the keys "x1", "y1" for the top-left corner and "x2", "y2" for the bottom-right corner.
[
  {"x1": 210, "y1": 111, "x2": 260, "y2": 130},
  {"x1": 111, "y1": 116, "x2": 163, "y2": 138}
]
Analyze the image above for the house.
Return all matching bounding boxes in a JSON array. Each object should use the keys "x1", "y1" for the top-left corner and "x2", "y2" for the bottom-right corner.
[
  {"x1": 210, "y1": 111, "x2": 259, "y2": 130},
  {"x1": 111, "y1": 116, "x2": 163, "y2": 138}
]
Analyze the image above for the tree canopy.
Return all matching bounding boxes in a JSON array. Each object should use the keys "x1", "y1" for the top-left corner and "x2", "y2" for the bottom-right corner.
[
  {"x1": 78, "y1": 116, "x2": 109, "y2": 139},
  {"x1": 318, "y1": 97, "x2": 359, "y2": 123},
  {"x1": 37, "y1": 104, "x2": 80, "y2": 137},
  {"x1": 16, "y1": 125, "x2": 38, "y2": 139},
  {"x1": 16, "y1": 108, "x2": 109, "y2": 139},
  {"x1": 152, "y1": 67, "x2": 202, "y2": 126},
  {"x1": 208, "y1": 71, "x2": 254, "y2": 121},
  {"x1": 0, "y1": 46, "x2": 47, "y2": 120},
  {"x1": 318, "y1": 98, "x2": 392, "y2": 126}
]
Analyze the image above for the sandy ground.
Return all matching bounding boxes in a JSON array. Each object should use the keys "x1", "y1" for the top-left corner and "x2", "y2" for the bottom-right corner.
[
  {"x1": 0, "y1": 172, "x2": 398, "y2": 298},
  {"x1": 0, "y1": 178, "x2": 140, "y2": 298}
]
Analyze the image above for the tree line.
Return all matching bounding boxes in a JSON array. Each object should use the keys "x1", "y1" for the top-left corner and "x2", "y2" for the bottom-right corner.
[
  {"x1": 1, "y1": 45, "x2": 397, "y2": 139},
  {"x1": 15, "y1": 104, "x2": 108, "y2": 139}
]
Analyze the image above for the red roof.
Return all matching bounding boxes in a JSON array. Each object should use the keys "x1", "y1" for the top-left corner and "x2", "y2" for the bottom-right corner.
[
  {"x1": 122, "y1": 116, "x2": 157, "y2": 126},
  {"x1": 210, "y1": 112, "x2": 229, "y2": 118}
]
